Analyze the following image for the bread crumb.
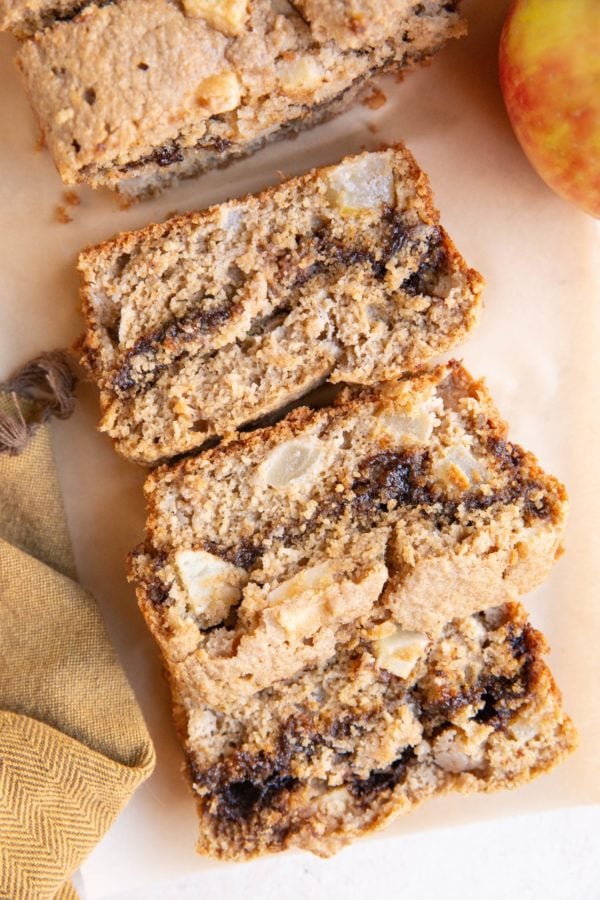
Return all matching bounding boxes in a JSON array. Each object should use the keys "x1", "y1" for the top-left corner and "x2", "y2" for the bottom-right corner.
[
  {"x1": 117, "y1": 194, "x2": 135, "y2": 211},
  {"x1": 55, "y1": 205, "x2": 72, "y2": 224},
  {"x1": 63, "y1": 190, "x2": 80, "y2": 206},
  {"x1": 362, "y1": 87, "x2": 387, "y2": 110},
  {"x1": 34, "y1": 128, "x2": 45, "y2": 152}
]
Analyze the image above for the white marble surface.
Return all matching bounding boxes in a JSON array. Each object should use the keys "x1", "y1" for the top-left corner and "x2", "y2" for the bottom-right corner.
[
  {"x1": 1, "y1": 0, "x2": 599, "y2": 896},
  {"x1": 98, "y1": 806, "x2": 600, "y2": 900}
]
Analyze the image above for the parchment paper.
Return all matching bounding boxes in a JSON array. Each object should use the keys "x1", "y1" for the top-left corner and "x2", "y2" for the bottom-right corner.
[{"x1": 0, "y1": 1, "x2": 598, "y2": 896}]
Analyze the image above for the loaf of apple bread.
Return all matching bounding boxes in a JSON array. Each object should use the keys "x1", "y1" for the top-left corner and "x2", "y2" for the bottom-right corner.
[
  {"x1": 7, "y1": 0, "x2": 466, "y2": 196},
  {"x1": 79, "y1": 147, "x2": 483, "y2": 464}
]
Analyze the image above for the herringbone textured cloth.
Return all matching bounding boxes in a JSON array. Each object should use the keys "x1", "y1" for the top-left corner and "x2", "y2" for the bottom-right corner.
[{"x1": 0, "y1": 424, "x2": 155, "y2": 899}]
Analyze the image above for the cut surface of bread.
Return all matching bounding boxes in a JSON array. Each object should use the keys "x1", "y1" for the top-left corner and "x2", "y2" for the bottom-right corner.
[
  {"x1": 135, "y1": 593, "x2": 577, "y2": 857},
  {"x1": 9, "y1": 0, "x2": 466, "y2": 195},
  {"x1": 79, "y1": 147, "x2": 483, "y2": 464}
]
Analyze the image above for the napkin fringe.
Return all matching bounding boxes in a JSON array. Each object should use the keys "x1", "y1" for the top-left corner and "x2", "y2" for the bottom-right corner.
[{"x1": 0, "y1": 351, "x2": 77, "y2": 455}]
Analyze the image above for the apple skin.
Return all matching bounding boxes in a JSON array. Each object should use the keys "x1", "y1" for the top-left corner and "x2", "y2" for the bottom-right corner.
[{"x1": 499, "y1": 0, "x2": 600, "y2": 218}]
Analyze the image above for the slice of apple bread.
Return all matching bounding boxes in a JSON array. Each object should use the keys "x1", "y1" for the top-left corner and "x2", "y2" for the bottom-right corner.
[
  {"x1": 79, "y1": 146, "x2": 483, "y2": 464},
  {"x1": 139, "y1": 592, "x2": 577, "y2": 857},
  {"x1": 7, "y1": 0, "x2": 466, "y2": 195},
  {"x1": 132, "y1": 361, "x2": 567, "y2": 661}
]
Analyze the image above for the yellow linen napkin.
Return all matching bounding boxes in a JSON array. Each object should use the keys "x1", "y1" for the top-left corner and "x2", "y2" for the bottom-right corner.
[{"x1": 0, "y1": 354, "x2": 155, "y2": 900}]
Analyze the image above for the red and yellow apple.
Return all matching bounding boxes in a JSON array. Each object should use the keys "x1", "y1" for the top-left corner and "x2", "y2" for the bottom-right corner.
[{"x1": 499, "y1": 0, "x2": 600, "y2": 217}]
